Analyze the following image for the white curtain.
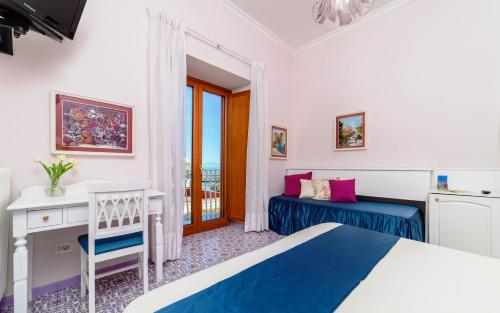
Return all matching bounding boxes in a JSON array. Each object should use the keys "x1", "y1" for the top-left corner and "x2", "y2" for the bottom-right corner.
[
  {"x1": 147, "y1": 7, "x2": 186, "y2": 260},
  {"x1": 245, "y1": 62, "x2": 270, "y2": 232}
]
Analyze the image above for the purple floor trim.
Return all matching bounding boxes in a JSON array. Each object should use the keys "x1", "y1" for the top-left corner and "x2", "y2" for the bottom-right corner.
[
  {"x1": 0, "y1": 258, "x2": 143, "y2": 309},
  {"x1": 0, "y1": 223, "x2": 283, "y2": 313},
  {"x1": 0, "y1": 297, "x2": 12, "y2": 310}
]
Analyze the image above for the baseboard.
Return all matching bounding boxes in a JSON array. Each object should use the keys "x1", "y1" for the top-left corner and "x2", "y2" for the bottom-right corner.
[{"x1": 0, "y1": 257, "x2": 147, "y2": 309}]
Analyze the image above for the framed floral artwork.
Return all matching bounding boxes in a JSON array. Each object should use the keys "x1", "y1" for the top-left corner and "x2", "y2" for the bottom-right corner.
[
  {"x1": 50, "y1": 91, "x2": 134, "y2": 156},
  {"x1": 271, "y1": 125, "x2": 287, "y2": 159},
  {"x1": 334, "y1": 111, "x2": 366, "y2": 151}
]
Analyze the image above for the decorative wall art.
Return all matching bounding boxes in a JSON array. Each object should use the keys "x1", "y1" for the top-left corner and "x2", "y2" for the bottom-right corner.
[
  {"x1": 335, "y1": 111, "x2": 366, "y2": 151},
  {"x1": 51, "y1": 91, "x2": 134, "y2": 156},
  {"x1": 271, "y1": 125, "x2": 287, "y2": 159}
]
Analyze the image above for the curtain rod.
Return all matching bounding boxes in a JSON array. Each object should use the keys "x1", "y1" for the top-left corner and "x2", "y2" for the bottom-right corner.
[{"x1": 185, "y1": 28, "x2": 252, "y2": 66}]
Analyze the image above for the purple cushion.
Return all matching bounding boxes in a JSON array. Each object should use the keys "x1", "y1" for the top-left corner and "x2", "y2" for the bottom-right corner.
[
  {"x1": 330, "y1": 179, "x2": 357, "y2": 203},
  {"x1": 283, "y1": 172, "x2": 313, "y2": 197}
]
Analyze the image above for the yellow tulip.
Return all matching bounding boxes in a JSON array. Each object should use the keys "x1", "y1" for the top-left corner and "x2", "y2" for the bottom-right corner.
[
  {"x1": 57, "y1": 155, "x2": 66, "y2": 161},
  {"x1": 33, "y1": 158, "x2": 41, "y2": 163}
]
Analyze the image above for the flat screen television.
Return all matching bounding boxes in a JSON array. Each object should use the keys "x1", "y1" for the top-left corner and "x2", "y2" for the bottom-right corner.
[{"x1": 1, "y1": 0, "x2": 87, "y2": 40}]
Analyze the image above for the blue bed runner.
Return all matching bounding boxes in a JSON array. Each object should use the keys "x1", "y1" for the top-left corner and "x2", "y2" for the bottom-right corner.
[
  {"x1": 269, "y1": 196, "x2": 424, "y2": 241},
  {"x1": 156, "y1": 225, "x2": 399, "y2": 313}
]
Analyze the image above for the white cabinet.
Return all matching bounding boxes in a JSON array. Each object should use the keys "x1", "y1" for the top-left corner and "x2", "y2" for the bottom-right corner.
[{"x1": 429, "y1": 193, "x2": 500, "y2": 258}]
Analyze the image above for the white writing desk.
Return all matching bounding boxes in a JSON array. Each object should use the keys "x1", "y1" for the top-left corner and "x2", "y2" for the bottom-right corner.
[{"x1": 7, "y1": 180, "x2": 165, "y2": 313}]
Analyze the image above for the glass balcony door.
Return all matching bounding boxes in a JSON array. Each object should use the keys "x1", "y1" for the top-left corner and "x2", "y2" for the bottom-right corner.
[{"x1": 184, "y1": 77, "x2": 229, "y2": 236}]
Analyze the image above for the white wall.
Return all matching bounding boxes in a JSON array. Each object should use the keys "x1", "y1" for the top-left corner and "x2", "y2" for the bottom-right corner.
[
  {"x1": 4, "y1": 0, "x2": 500, "y2": 300},
  {"x1": 0, "y1": 0, "x2": 293, "y2": 295},
  {"x1": 291, "y1": 0, "x2": 500, "y2": 169}
]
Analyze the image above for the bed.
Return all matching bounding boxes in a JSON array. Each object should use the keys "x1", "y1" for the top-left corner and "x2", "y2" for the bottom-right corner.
[
  {"x1": 125, "y1": 223, "x2": 500, "y2": 313},
  {"x1": 269, "y1": 195, "x2": 425, "y2": 241}
]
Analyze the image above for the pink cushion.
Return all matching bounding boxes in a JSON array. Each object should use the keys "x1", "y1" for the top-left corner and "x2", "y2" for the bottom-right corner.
[
  {"x1": 330, "y1": 179, "x2": 357, "y2": 203},
  {"x1": 283, "y1": 172, "x2": 313, "y2": 197}
]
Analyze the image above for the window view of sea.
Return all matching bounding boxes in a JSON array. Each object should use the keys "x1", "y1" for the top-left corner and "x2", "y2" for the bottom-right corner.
[{"x1": 184, "y1": 87, "x2": 223, "y2": 225}]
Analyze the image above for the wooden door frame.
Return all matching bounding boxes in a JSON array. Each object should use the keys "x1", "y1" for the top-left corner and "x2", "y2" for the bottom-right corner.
[
  {"x1": 184, "y1": 76, "x2": 231, "y2": 236},
  {"x1": 184, "y1": 79, "x2": 197, "y2": 236}
]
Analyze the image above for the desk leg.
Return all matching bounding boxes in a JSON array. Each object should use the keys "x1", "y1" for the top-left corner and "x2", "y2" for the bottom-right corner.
[
  {"x1": 27, "y1": 235, "x2": 33, "y2": 302},
  {"x1": 155, "y1": 213, "x2": 163, "y2": 283},
  {"x1": 13, "y1": 211, "x2": 28, "y2": 313}
]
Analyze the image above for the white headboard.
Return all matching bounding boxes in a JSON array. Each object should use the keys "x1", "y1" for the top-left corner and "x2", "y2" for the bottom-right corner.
[
  {"x1": 0, "y1": 168, "x2": 10, "y2": 298},
  {"x1": 287, "y1": 168, "x2": 432, "y2": 202}
]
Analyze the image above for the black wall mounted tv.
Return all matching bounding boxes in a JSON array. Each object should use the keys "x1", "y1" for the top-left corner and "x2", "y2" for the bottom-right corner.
[{"x1": 0, "y1": 0, "x2": 87, "y2": 55}]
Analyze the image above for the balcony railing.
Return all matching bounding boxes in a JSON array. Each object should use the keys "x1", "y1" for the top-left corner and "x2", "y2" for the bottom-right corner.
[{"x1": 184, "y1": 169, "x2": 221, "y2": 225}]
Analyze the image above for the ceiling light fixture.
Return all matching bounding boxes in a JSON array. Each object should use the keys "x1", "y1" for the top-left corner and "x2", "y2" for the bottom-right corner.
[{"x1": 312, "y1": 0, "x2": 375, "y2": 26}]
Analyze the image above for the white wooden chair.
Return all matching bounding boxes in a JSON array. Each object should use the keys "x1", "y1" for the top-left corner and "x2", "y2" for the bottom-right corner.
[{"x1": 78, "y1": 182, "x2": 150, "y2": 313}]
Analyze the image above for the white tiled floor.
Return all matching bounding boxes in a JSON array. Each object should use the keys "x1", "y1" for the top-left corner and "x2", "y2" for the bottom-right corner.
[{"x1": 0, "y1": 223, "x2": 283, "y2": 313}]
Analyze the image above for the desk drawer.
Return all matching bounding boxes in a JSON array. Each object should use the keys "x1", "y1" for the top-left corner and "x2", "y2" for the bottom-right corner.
[
  {"x1": 67, "y1": 205, "x2": 88, "y2": 224},
  {"x1": 28, "y1": 208, "x2": 63, "y2": 229}
]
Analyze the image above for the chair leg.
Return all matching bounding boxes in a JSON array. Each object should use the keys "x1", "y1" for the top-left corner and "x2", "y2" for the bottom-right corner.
[
  {"x1": 138, "y1": 252, "x2": 143, "y2": 279},
  {"x1": 88, "y1": 261, "x2": 96, "y2": 313},
  {"x1": 80, "y1": 249, "x2": 86, "y2": 298},
  {"x1": 143, "y1": 251, "x2": 148, "y2": 293}
]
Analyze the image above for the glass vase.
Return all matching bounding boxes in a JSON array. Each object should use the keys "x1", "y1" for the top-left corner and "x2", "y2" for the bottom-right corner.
[{"x1": 44, "y1": 180, "x2": 66, "y2": 197}]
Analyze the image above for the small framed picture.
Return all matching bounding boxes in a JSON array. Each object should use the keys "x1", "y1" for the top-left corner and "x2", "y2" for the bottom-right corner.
[
  {"x1": 334, "y1": 111, "x2": 366, "y2": 151},
  {"x1": 50, "y1": 91, "x2": 134, "y2": 156},
  {"x1": 437, "y1": 175, "x2": 448, "y2": 190},
  {"x1": 271, "y1": 125, "x2": 287, "y2": 159}
]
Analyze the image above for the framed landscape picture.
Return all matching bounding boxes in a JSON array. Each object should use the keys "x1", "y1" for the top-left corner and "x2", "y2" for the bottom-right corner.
[
  {"x1": 334, "y1": 111, "x2": 366, "y2": 151},
  {"x1": 51, "y1": 91, "x2": 134, "y2": 156},
  {"x1": 271, "y1": 125, "x2": 287, "y2": 159}
]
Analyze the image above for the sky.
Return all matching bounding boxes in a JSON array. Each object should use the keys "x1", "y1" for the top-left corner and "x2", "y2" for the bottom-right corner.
[
  {"x1": 340, "y1": 115, "x2": 363, "y2": 129},
  {"x1": 186, "y1": 87, "x2": 221, "y2": 169}
]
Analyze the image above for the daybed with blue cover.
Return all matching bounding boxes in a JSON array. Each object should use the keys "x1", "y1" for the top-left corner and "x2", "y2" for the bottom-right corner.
[{"x1": 269, "y1": 195, "x2": 424, "y2": 241}]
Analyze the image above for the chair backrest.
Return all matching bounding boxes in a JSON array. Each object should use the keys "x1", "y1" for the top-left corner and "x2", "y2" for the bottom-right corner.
[{"x1": 88, "y1": 182, "x2": 150, "y2": 244}]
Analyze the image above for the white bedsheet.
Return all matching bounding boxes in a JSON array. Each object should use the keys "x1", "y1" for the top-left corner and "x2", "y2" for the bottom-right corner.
[{"x1": 125, "y1": 223, "x2": 500, "y2": 313}]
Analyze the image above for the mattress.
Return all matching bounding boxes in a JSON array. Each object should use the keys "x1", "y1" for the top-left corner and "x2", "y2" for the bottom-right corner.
[{"x1": 125, "y1": 223, "x2": 500, "y2": 313}]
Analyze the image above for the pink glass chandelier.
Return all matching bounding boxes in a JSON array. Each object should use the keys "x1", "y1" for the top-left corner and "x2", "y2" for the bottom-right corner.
[{"x1": 313, "y1": 0, "x2": 376, "y2": 26}]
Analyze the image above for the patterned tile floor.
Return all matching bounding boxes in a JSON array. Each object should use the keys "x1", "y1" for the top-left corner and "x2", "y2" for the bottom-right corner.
[{"x1": 1, "y1": 223, "x2": 283, "y2": 313}]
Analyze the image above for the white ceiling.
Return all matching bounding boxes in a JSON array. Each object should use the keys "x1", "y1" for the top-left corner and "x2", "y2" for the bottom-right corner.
[
  {"x1": 187, "y1": 55, "x2": 250, "y2": 91},
  {"x1": 224, "y1": 0, "x2": 403, "y2": 50}
]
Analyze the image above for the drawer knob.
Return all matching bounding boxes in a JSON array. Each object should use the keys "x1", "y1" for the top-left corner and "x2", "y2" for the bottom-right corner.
[
  {"x1": 42, "y1": 215, "x2": 49, "y2": 222},
  {"x1": 435, "y1": 198, "x2": 440, "y2": 202}
]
